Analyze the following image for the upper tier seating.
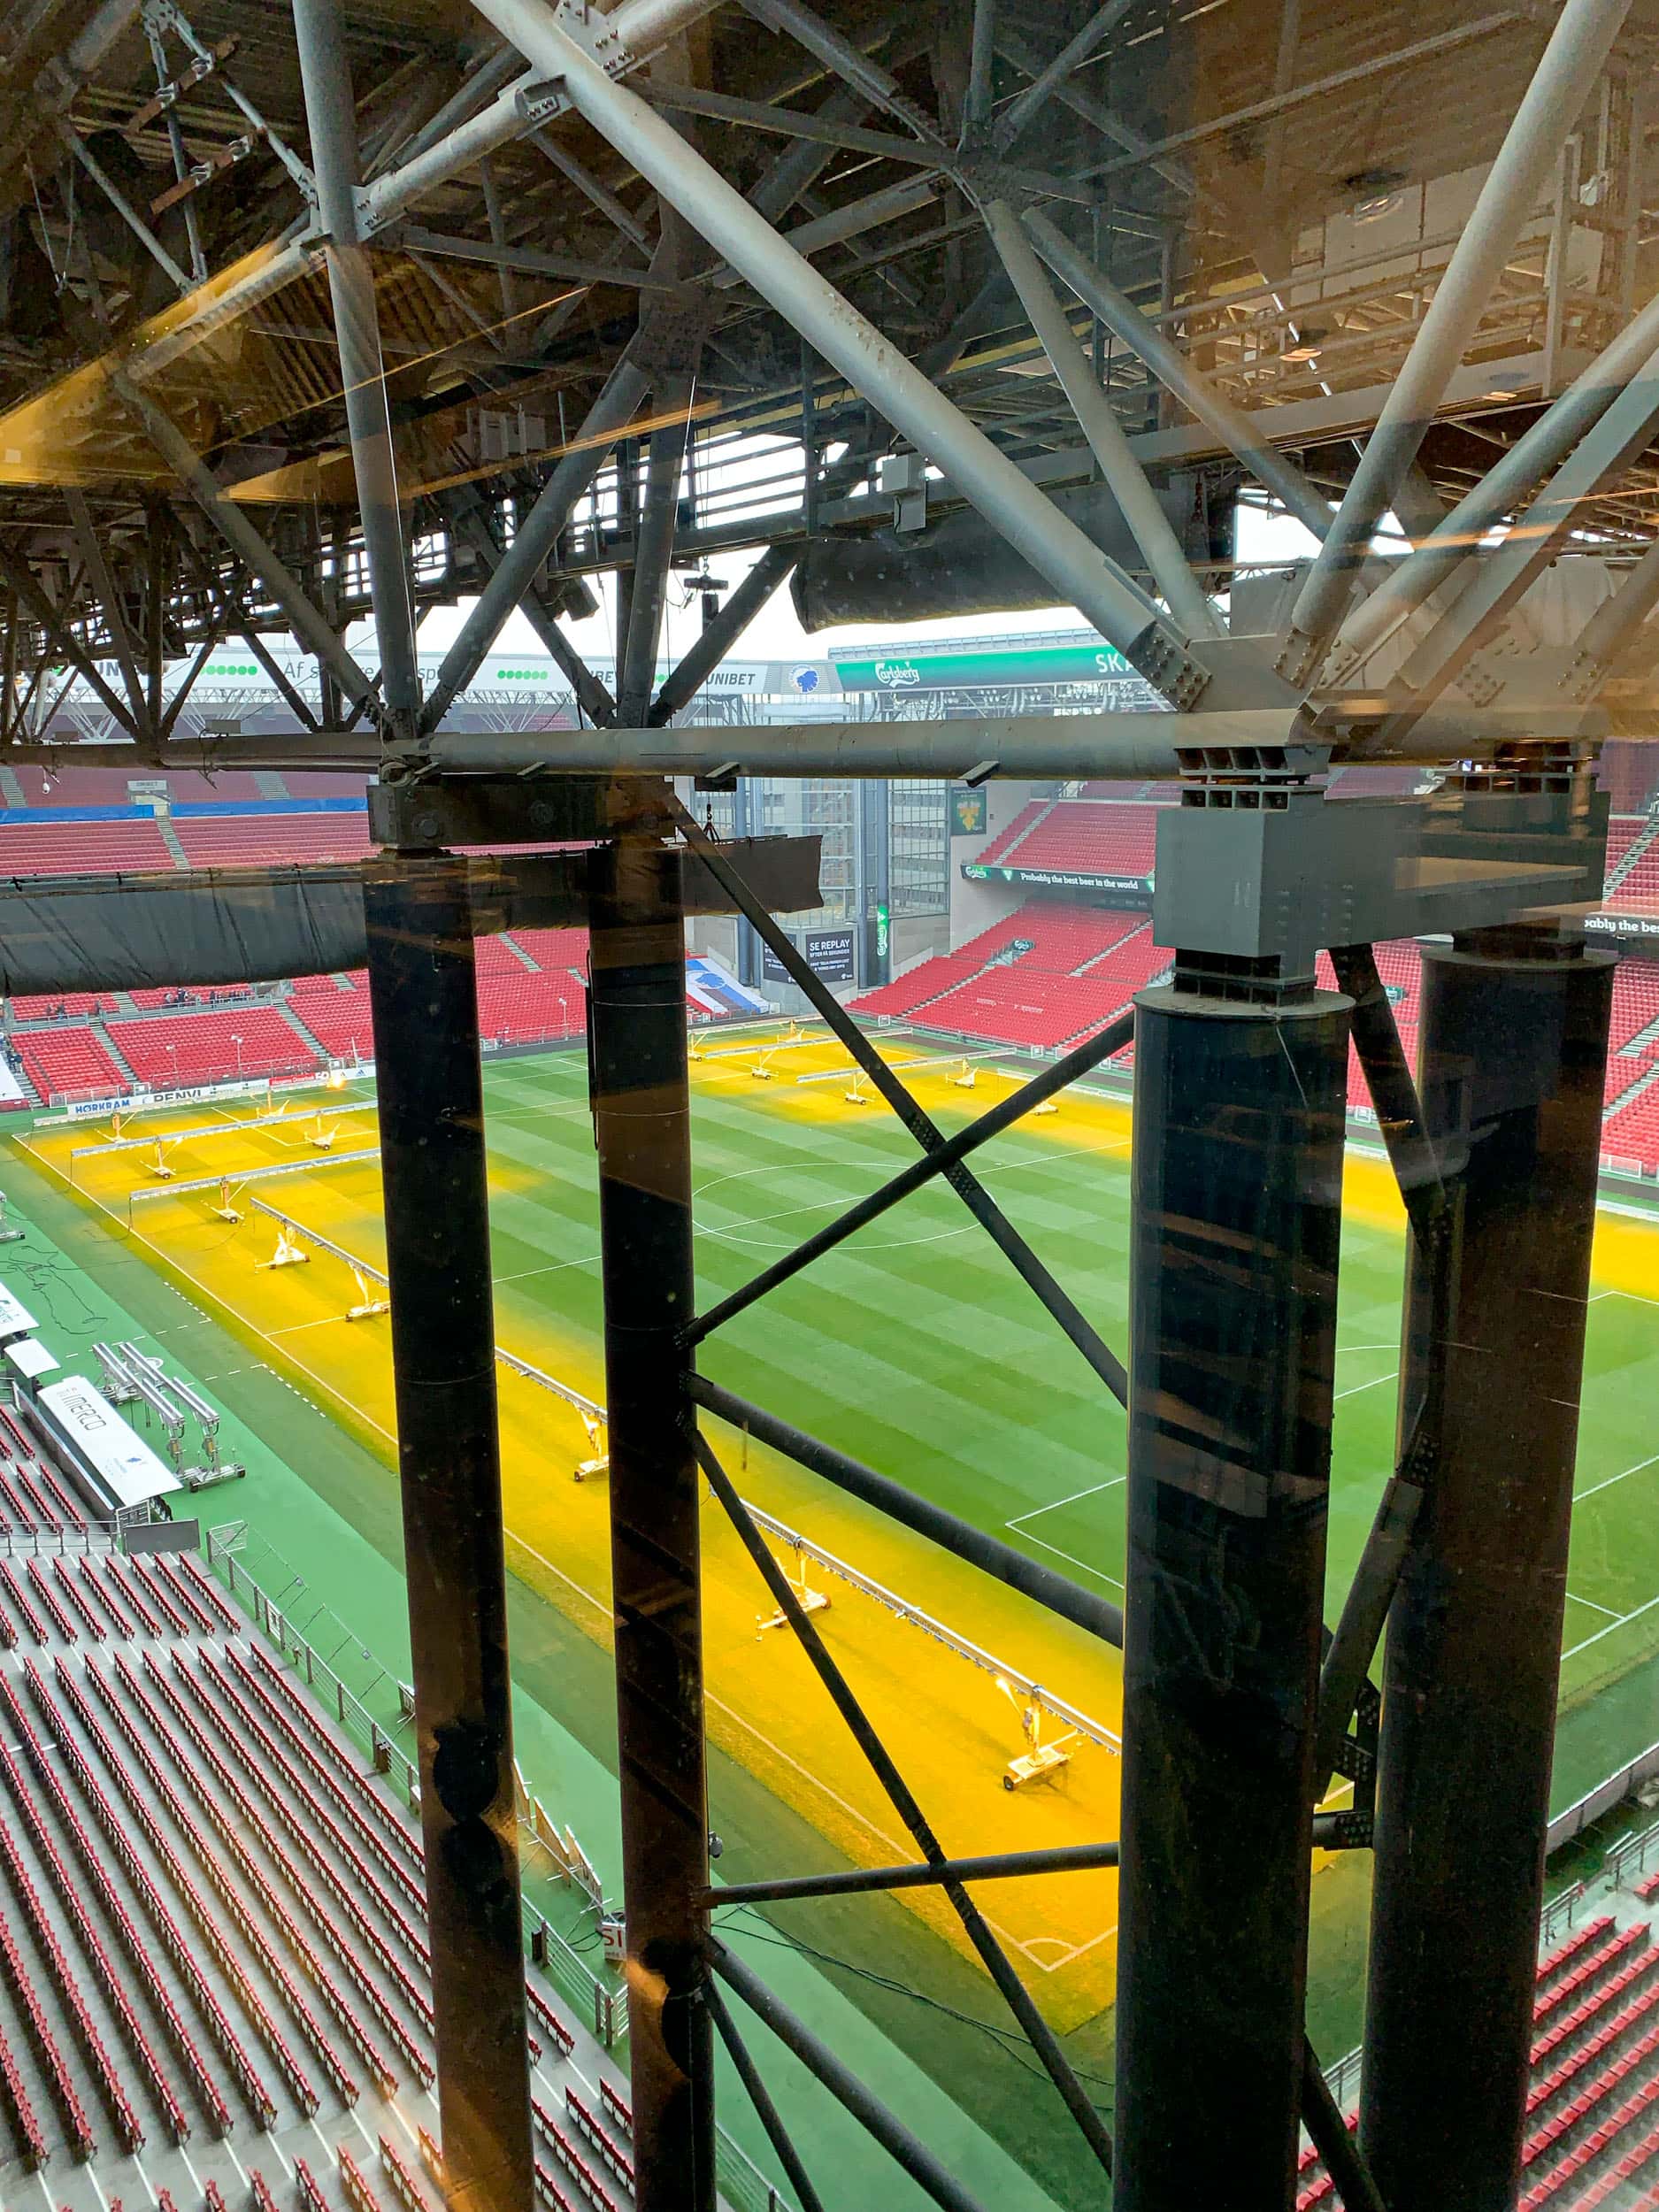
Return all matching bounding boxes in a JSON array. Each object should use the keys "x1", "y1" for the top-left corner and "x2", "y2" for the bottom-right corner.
[
  {"x1": 0, "y1": 820, "x2": 174, "y2": 875},
  {"x1": 1000, "y1": 802, "x2": 1164, "y2": 879},
  {"x1": 8, "y1": 767, "x2": 269, "y2": 807},
  {"x1": 972, "y1": 803, "x2": 1048, "y2": 868},
  {"x1": 849, "y1": 956, "x2": 986, "y2": 1020},
  {"x1": 173, "y1": 815, "x2": 377, "y2": 869},
  {"x1": 953, "y1": 901, "x2": 1145, "y2": 973}
]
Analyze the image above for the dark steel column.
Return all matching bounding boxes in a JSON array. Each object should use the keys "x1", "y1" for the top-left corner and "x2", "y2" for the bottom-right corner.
[
  {"x1": 1116, "y1": 981, "x2": 1350, "y2": 2212},
  {"x1": 588, "y1": 827, "x2": 715, "y2": 2212},
  {"x1": 363, "y1": 854, "x2": 534, "y2": 2212},
  {"x1": 1362, "y1": 927, "x2": 1616, "y2": 2212}
]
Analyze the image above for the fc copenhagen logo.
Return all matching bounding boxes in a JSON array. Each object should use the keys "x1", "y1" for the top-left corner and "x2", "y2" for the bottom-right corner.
[{"x1": 791, "y1": 665, "x2": 820, "y2": 693}]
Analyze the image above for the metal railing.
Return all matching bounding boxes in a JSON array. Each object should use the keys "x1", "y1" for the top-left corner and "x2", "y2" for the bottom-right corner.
[
  {"x1": 205, "y1": 1533, "x2": 622, "y2": 2044},
  {"x1": 205, "y1": 1528, "x2": 800, "y2": 2209},
  {"x1": 1606, "y1": 1814, "x2": 1659, "y2": 1890},
  {"x1": 0, "y1": 1517, "x2": 121, "y2": 1555},
  {"x1": 1540, "y1": 1882, "x2": 1586, "y2": 1947}
]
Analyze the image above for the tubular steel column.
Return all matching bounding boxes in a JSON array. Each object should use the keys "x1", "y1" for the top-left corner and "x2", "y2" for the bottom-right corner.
[
  {"x1": 294, "y1": 0, "x2": 422, "y2": 736},
  {"x1": 587, "y1": 826, "x2": 715, "y2": 2212},
  {"x1": 1362, "y1": 928, "x2": 1616, "y2": 2212},
  {"x1": 1117, "y1": 979, "x2": 1350, "y2": 2212},
  {"x1": 363, "y1": 854, "x2": 534, "y2": 2212}
]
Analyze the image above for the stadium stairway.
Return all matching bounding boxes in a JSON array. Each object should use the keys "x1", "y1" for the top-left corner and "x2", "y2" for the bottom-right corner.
[
  {"x1": 1609, "y1": 819, "x2": 1659, "y2": 898},
  {"x1": 0, "y1": 1522, "x2": 643, "y2": 2212}
]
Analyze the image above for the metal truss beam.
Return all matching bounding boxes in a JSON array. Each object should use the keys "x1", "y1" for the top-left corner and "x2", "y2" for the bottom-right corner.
[
  {"x1": 0, "y1": 545, "x2": 139, "y2": 738},
  {"x1": 422, "y1": 357, "x2": 651, "y2": 733},
  {"x1": 992, "y1": 0, "x2": 1137, "y2": 154},
  {"x1": 1334, "y1": 290, "x2": 1659, "y2": 670},
  {"x1": 1018, "y1": 209, "x2": 1333, "y2": 541},
  {"x1": 984, "y1": 201, "x2": 1219, "y2": 636},
  {"x1": 295, "y1": 0, "x2": 422, "y2": 739},
  {"x1": 1388, "y1": 350, "x2": 1659, "y2": 715},
  {"x1": 470, "y1": 0, "x2": 1206, "y2": 704},
  {"x1": 686, "y1": 1008, "x2": 1134, "y2": 1343},
  {"x1": 618, "y1": 380, "x2": 695, "y2": 726},
  {"x1": 111, "y1": 370, "x2": 387, "y2": 730},
  {"x1": 704, "y1": 1985, "x2": 828, "y2": 2212},
  {"x1": 58, "y1": 497, "x2": 150, "y2": 732},
  {"x1": 1282, "y1": 0, "x2": 1635, "y2": 673},
  {"x1": 649, "y1": 546, "x2": 797, "y2": 725}
]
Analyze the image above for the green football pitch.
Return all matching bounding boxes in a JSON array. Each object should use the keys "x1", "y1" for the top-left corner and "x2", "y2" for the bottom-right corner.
[{"x1": 475, "y1": 1034, "x2": 1659, "y2": 1720}]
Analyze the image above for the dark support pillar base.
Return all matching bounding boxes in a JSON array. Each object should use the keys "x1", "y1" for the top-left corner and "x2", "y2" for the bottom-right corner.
[
  {"x1": 364, "y1": 854, "x2": 534, "y2": 2212},
  {"x1": 588, "y1": 828, "x2": 715, "y2": 2212},
  {"x1": 1362, "y1": 927, "x2": 1616, "y2": 2212},
  {"x1": 1116, "y1": 983, "x2": 1350, "y2": 2211}
]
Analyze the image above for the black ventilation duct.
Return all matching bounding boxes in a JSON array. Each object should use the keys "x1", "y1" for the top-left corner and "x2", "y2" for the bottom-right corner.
[{"x1": 792, "y1": 472, "x2": 1233, "y2": 629}]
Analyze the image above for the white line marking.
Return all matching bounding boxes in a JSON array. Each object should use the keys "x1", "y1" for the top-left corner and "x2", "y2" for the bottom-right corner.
[
  {"x1": 1011, "y1": 1527, "x2": 1126, "y2": 1594},
  {"x1": 1334, "y1": 1369, "x2": 1397, "y2": 1401},
  {"x1": 1566, "y1": 1592, "x2": 1622, "y2": 1619},
  {"x1": 1006, "y1": 1477, "x2": 1123, "y2": 1530},
  {"x1": 1563, "y1": 1589, "x2": 1659, "y2": 1661},
  {"x1": 1576, "y1": 1450, "x2": 1659, "y2": 1503}
]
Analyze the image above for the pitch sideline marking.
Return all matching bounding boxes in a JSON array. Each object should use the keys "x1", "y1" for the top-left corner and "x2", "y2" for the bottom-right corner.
[
  {"x1": 1565, "y1": 1592, "x2": 1623, "y2": 1621},
  {"x1": 1576, "y1": 1449, "x2": 1659, "y2": 1503},
  {"x1": 1563, "y1": 1588, "x2": 1659, "y2": 1662},
  {"x1": 1007, "y1": 1477, "x2": 1123, "y2": 1531}
]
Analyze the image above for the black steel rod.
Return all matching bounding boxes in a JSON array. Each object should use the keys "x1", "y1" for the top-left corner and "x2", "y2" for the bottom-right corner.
[
  {"x1": 671, "y1": 800, "x2": 1128, "y2": 1404},
  {"x1": 1301, "y1": 2039, "x2": 1386, "y2": 2212},
  {"x1": 705, "y1": 1980, "x2": 829, "y2": 2212},
  {"x1": 1115, "y1": 982, "x2": 1349, "y2": 2212},
  {"x1": 362, "y1": 855, "x2": 534, "y2": 2212},
  {"x1": 704, "y1": 1809, "x2": 1357, "y2": 1908},
  {"x1": 650, "y1": 545, "x2": 799, "y2": 726},
  {"x1": 588, "y1": 830, "x2": 716, "y2": 2212},
  {"x1": 686, "y1": 1010, "x2": 1135, "y2": 1348},
  {"x1": 694, "y1": 1429, "x2": 1116, "y2": 2178},
  {"x1": 618, "y1": 384, "x2": 694, "y2": 726},
  {"x1": 706, "y1": 1842, "x2": 1120, "y2": 1905},
  {"x1": 1312, "y1": 1471, "x2": 1423, "y2": 1793},
  {"x1": 689, "y1": 1376, "x2": 1124, "y2": 1647},
  {"x1": 1329, "y1": 941, "x2": 1447, "y2": 1242},
  {"x1": 1362, "y1": 930, "x2": 1616, "y2": 2212},
  {"x1": 710, "y1": 1946, "x2": 990, "y2": 2212}
]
